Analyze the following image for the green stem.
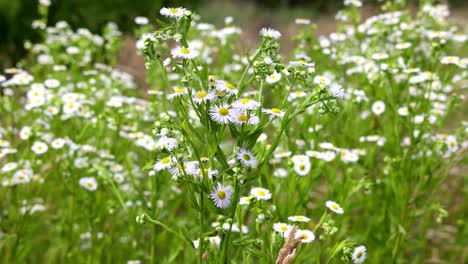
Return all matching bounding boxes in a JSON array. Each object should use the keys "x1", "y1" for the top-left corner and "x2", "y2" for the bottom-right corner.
[
  {"x1": 198, "y1": 191, "x2": 205, "y2": 264},
  {"x1": 221, "y1": 179, "x2": 241, "y2": 263}
]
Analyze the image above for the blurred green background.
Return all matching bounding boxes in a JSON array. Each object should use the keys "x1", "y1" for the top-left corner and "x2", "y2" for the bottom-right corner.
[{"x1": 0, "y1": 0, "x2": 466, "y2": 67}]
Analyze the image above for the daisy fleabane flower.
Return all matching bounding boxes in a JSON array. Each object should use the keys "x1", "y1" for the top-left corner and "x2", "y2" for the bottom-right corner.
[
  {"x1": 287, "y1": 215, "x2": 311, "y2": 222},
  {"x1": 273, "y1": 222, "x2": 292, "y2": 234},
  {"x1": 153, "y1": 156, "x2": 173, "y2": 172},
  {"x1": 352, "y1": 245, "x2": 367, "y2": 264},
  {"x1": 260, "y1": 28, "x2": 281, "y2": 39},
  {"x1": 237, "y1": 148, "x2": 258, "y2": 167},
  {"x1": 329, "y1": 83, "x2": 345, "y2": 99},
  {"x1": 167, "y1": 87, "x2": 188, "y2": 100},
  {"x1": 325, "y1": 200, "x2": 344, "y2": 214},
  {"x1": 262, "y1": 108, "x2": 285, "y2": 120},
  {"x1": 372, "y1": 100, "x2": 385, "y2": 115},
  {"x1": 295, "y1": 229, "x2": 315, "y2": 243},
  {"x1": 210, "y1": 104, "x2": 233, "y2": 124},
  {"x1": 210, "y1": 183, "x2": 232, "y2": 209},
  {"x1": 79, "y1": 177, "x2": 98, "y2": 191},
  {"x1": 171, "y1": 46, "x2": 199, "y2": 60},
  {"x1": 231, "y1": 110, "x2": 259, "y2": 126},
  {"x1": 31, "y1": 141, "x2": 48, "y2": 155},
  {"x1": 250, "y1": 187, "x2": 272, "y2": 200},
  {"x1": 239, "y1": 196, "x2": 252, "y2": 205},
  {"x1": 266, "y1": 71, "x2": 282, "y2": 84},
  {"x1": 160, "y1": 7, "x2": 186, "y2": 19},
  {"x1": 232, "y1": 98, "x2": 261, "y2": 111},
  {"x1": 193, "y1": 90, "x2": 216, "y2": 104},
  {"x1": 313, "y1": 75, "x2": 331, "y2": 86}
]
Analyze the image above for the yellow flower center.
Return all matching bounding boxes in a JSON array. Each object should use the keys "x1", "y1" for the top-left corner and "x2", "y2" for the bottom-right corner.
[
  {"x1": 257, "y1": 190, "x2": 266, "y2": 196},
  {"x1": 240, "y1": 98, "x2": 250, "y2": 104},
  {"x1": 170, "y1": 8, "x2": 179, "y2": 14},
  {"x1": 197, "y1": 91, "x2": 207, "y2": 99},
  {"x1": 299, "y1": 164, "x2": 305, "y2": 170},
  {"x1": 217, "y1": 190, "x2": 226, "y2": 199},
  {"x1": 218, "y1": 107, "x2": 229, "y2": 116},
  {"x1": 238, "y1": 115, "x2": 248, "y2": 122},
  {"x1": 331, "y1": 204, "x2": 339, "y2": 210},
  {"x1": 87, "y1": 181, "x2": 93, "y2": 188},
  {"x1": 271, "y1": 108, "x2": 281, "y2": 114},
  {"x1": 242, "y1": 154, "x2": 251, "y2": 161},
  {"x1": 175, "y1": 88, "x2": 185, "y2": 94},
  {"x1": 280, "y1": 225, "x2": 288, "y2": 231},
  {"x1": 225, "y1": 83, "x2": 235, "y2": 90},
  {"x1": 161, "y1": 157, "x2": 171, "y2": 164},
  {"x1": 180, "y1": 48, "x2": 190, "y2": 55}
]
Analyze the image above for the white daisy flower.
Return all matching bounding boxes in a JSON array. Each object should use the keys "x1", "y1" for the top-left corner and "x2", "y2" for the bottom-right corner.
[
  {"x1": 153, "y1": 156, "x2": 173, "y2": 172},
  {"x1": 262, "y1": 108, "x2": 285, "y2": 120},
  {"x1": 293, "y1": 160, "x2": 311, "y2": 176},
  {"x1": 446, "y1": 135, "x2": 458, "y2": 153},
  {"x1": 171, "y1": 46, "x2": 199, "y2": 60},
  {"x1": 160, "y1": 7, "x2": 186, "y2": 19},
  {"x1": 1, "y1": 162, "x2": 18, "y2": 172},
  {"x1": 260, "y1": 28, "x2": 281, "y2": 39},
  {"x1": 371, "y1": 101, "x2": 385, "y2": 115},
  {"x1": 167, "y1": 87, "x2": 188, "y2": 100},
  {"x1": 352, "y1": 245, "x2": 367, "y2": 264},
  {"x1": 329, "y1": 83, "x2": 345, "y2": 99},
  {"x1": 79, "y1": 177, "x2": 98, "y2": 191},
  {"x1": 313, "y1": 75, "x2": 331, "y2": 86},
  {"x1": 210, "y1": 182, "x2": 232, "y2": 209},
  {"x1": 273, "y1": 222, "x2": 292, "y2": 234},
  {"x1": 156, "y1": 136, "x2": 178, "y2": 151},
  {"x1": 237, "y1": 148, "x2": 258, "y2": 167},
  {"x1": 134, "y1": 16, "x2": 149, "y2": 25},
  {"x1": 395, "y1": 42, "x2": 411, "y2": 50},
  {"x1": 266, "y1": 71, "x2": 282, "y2": 84},
  {"x1": 440, "y1": 56, "x2": 459, "y2": 65},
  {"x1": 295, "y1": 229, "x2": 315, "y2": 243},
  {"x1": 274, "y1": 168, "x2": 288, "y2": 178},
  {"x1": 232, "y1": 98, "x2": 261, "y2": 111},
  {"x1": 371, "y1": 53, "x2": 389, "y2": 60},
  {"x1": 250, "y1": 187, "x2": 272, "y2": 200},
  {"x1": 44, "y1": 78, "x2": 60, "y2": 88},
  {"x1": 20, "y1": 126, "x2": 32, "y2": 140},
  {"x1": 397, "y1": 106, "x2": 409, "y2": 116},
  {"x1": 31, "y1": 141, "x2": 48, "y2": 155},
  {"x1": 287, "y1": 215, "x2": 311, "y2": 222},
  {"x1": 51, "y1": 138, "x2": 66, "y2": 149},
  {"x1": 239, "y1": 196, "x2": 253, "y2": 205},
  {"x1": 13, "y1": 169, "x2": 32, "y2": 184},
  {"x1": 215, "y1": 81, "x2": 238, "y2": 95},
  {"x1": 193, "y1": 90, "x2": 216, "y2": 104},
  {"x1": 231, "y1": 110, "x2": 259, "y2": 126},
  {"x1": 325, "y1": 200, "x2": 344, "y2": 214},
  {"x1": 210, "y1": 104, "x2": 233, "y2": 124}
]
